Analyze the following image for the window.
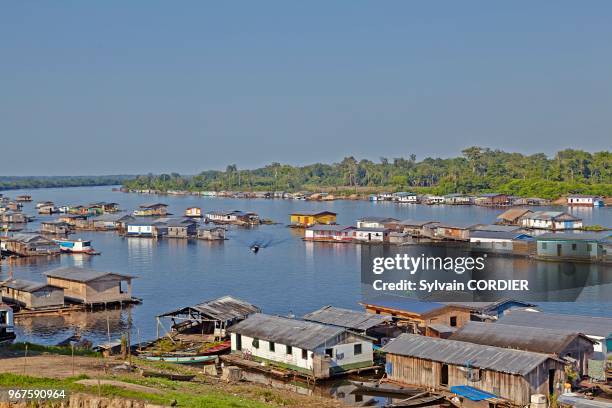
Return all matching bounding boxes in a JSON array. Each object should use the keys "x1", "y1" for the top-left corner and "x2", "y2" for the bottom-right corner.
[
  {"x1": 252, "y1": 338, "x2": 259, "y2": 349},
  {"x1": 325, "y1": 348, "x2": 333, "y2": 357},
  {"x1": 450, "y1": 316, "x2": 457, "y2": 327},
  {"x1": 354, "y1": 344, "x2": 362, "y2": 355},
  {"x1": 375, "y1": 310, "x2": 380, "y2": 315},
  {"x1": 587, "y1": 244, "x2": 592, "y2": 251},
  {"x1": 269, "y1": 342, "x2": 275, "y2": 352},
  {"x1": 286, "y1": 345, "x2": 292, "y2": 355},
  {"x1": 302, "y1": 349, "x2": 308, "y2": 360},
  {"x1": 542, "y1": 242, "x2": 547, "y2": 249},
  {"x1": 572, "y1": 243, "x2": 577, "y2": 251}
]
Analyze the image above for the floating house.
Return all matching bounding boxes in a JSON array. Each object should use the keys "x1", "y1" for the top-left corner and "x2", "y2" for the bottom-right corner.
[
  {"x1": 398, "y1": 220, "x2": 440, "y2": 238},
  {"x1": 91, "y1": 214, "x2": 135, "y2": 231},
  {"x1": 16, "y1": 195, "x2": 32, "y2": 202},
  {"x1": 474, "y1": 193, "x2": 510, "y2": 206},
  {"x1": 354, "y1": 227, "x2": 389, "y2": 243},
  {"x1": 360, "y1": 297, "x2": 472, "y2": 335},
  {"x1": 470, "y1": 231, "x2": 534, "y2": 255},
  {"x1": 0, "y1": 303, "x2": 15, "y2": 343},
  {"x1": 37, "y1": 202, "x2": 57, "y2": 214},
  {"x1": 381, "y1": 334, "x2": 566, "y2": 406},
  {"x1": 228, "y1": 313, "x2": 374, "y2": 379},
  {"x1": 6, "y1": 202, "x2": 23, "y2": 211},
  {"x1": 126, "y1": 219, "x2": 168, "y2": 238},
  {"x1": 356, "y1": 217, "x2": 399, "y2": 229},
  {"x1": 185, "y1": 207, "x2": 202, "y2": 218},
  {"x1": 535, "y1": 232, "x2": 610, "y2": 261},
  {"x1": 0, "y1": 211, "x2": 27, "y2": 224},
  {"x1": 498, "y1": 310, "x2": 612, "y2": 378},
  {"x1": 303, "y1": 305, "x2": 395, "y2": 343},
  {"x1": 450, "y1": 321, "x2": 595, "y2": 377},
  {"x1": 424, "y1": 195, "x2": 445, "y2": 205},
  {"x1": 167, "y1": 218, "x2": 198, "y2": 238},
  {"x1": 133, "y1": 203, "x2": 168, "y2": 217},
  {"x1": 444, "y1": 194, "x2": 472, "y2": 205},
  {"x1": 89, "y1": 202, "x2": 119, "y2": 213},
  {"x1": 434, "y1": 222, "x2": 477, "y2": 241},
  {"x1": 518, "y1": 211, "x2": 582, "y2": 230},
  {"x1": 289, "y1": 211, "x2": 337, "y2": 227},
  {"x1": 567, "y1": 195, "x2": 604, "y2": 207},
  {"x1": 205, "y1": 210, "x2": 260, "y2": 225},
  {"x1": 304, "y1": 225, "x2": 355, "y2": 242},
  {"x1": 43, "y1": 267, "x2": 135, "y2": 306},
  {"x1": 40, "y1": 220, "x2": 72, "y2": 235},
  {"x1": 54, "y1": 238, "x2": 97, "y2": 254},
  {"x1": 157, "y1": 295, "x2": 260, "y2": 336},
  {"x1": 495, "y1": 208, "x2": 533, "y2": 225},
  {"x1": 392, "y1": 192, "x2": 418, "y2": 203},
  {"x1": 1, "y1": 279, "x2": 65, "y2": 310},
  {"x1": 1, "y1": 233, "x2": 60, "y2": 256},
  {"x1": 196, "y1": 226, "x2": 226, "y2": 241}
]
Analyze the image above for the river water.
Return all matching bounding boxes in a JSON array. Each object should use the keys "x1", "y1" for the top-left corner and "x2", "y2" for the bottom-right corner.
[{"x1": 1, "y1": 186, "x2": 610, "y2": 346}]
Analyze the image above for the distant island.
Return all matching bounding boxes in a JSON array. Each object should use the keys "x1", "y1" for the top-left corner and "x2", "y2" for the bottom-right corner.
[
  {"x1": 0, "y1": 175, "x2": 135, "y2": 191},
  {"x1": 122, "y1": 147, "x2": 611, "y2": 200}
]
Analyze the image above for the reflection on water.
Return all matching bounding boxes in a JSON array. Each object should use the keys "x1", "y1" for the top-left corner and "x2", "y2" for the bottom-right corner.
[{"x1": 0, "y1": 186, "x2": 609, "y2": 346}]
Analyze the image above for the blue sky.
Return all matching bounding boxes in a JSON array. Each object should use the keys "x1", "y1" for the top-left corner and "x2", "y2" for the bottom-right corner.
[{"x1": 1, "y1": 1, "x2": 611, "y2": 175}]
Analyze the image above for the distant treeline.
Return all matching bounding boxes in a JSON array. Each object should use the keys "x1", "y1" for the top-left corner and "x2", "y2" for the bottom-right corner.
[
  {"x1": 122, "y1": 147, "x2": 611, "y2": 200},
  {"x1": 0, "y1": 175, "x2": 135, "y2": 191}
]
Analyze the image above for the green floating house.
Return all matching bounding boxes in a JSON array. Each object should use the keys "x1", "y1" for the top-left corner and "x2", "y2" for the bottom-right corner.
[{"x1": 535, "y1": 232, "x2": 611, "y2": 262}]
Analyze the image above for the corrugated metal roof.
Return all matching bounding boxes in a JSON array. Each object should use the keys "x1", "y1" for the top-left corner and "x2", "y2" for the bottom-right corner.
[
  {"x1": 450, "y1": 385, "x2": 498, "y2": 401},
  {"x1": 498, "y1": 310, "x2": 612, "y2": 338},
  {"x1": 44, "y1": 267, "x2": 134, "y2": 283},
  {"x1": 496, "y1": 208, "x2": 532, "y2": 221},
  {"x1": 290, "y1": 211, "x2": 337, "y2": 216},
  {"x1": 158, "y1": 295, "x2": 260, "y2": 322},
  {"x1": 360, "y1": 296, "x2": 446, "y2": 315},
  {"x1": 521, "y1": 211, "x2": 580, "y2": 221},
  {"x1": 228, "y1": 313, "x2": 350, "y2": 350},
  {"x1": 535, "y1": 232, "x2": 610, "y2": 242},
  {"x1": 306, "y1": 225, "x2": 354, "y2": 232},
  {"x1": 303, "y1": 305, "x2": 391, "y2": 331},
  {"x1": 1, "y1": 279, "x2": 60, "y2": 293},
  {"x1": 470, "y1": 224, "x2": 523, "y2": 233},
  {"x1": 470, "y1": 231, "x2": 531, "y2": 240},
  {"x1": 450, "y1": 322, "x2": 594, "y2": 354},
  {"x1": 357, "y1": 217, "x2": 399, "y2": 223},
  {"x1": 399, "y1": 219, "x2": 439, "y2": 227},
  {"x1": 381, "y1": 333, "x2": 558, "y2": 376},
  {"x1": 7, "y1": 233, "x2": 53, "y2": 243}
]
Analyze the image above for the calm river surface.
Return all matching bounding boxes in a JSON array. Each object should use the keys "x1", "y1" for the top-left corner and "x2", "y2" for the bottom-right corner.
[{"x1": 1, "y1": 186, "x2": 610, "y2": 345}]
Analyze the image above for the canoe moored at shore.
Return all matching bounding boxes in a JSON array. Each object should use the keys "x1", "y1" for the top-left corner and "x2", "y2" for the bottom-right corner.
[
  {"x1": 53, "y1": 239, "x2": 100, "y2": 255},
  {"x1": 143, "y1": 355, "x2": 217, "y2": 364}
]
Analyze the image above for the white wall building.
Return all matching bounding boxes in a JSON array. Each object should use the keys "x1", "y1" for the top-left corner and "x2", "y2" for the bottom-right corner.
[
  {"x1": 519, "y1": 211, "x2": 583, "y2": 230},
  {"x1": 229, "y1": 314, "x2": 374, "y2": 378}
]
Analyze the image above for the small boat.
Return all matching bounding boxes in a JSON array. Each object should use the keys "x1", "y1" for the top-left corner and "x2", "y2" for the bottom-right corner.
[
  {"x1": 143, "y1": 355, "x2": 217, "y2": 364},
  {"x1": 53, "y1": 238, "x2": 100, "y2": 255},
  {"x1": 350, "y1": 380, "x2": 421, "y2": 396},
  {"x1": 141, "y1": 370, "x2": 195, "y2": 381},
  {"x1": 200, "y1": 340, "x2": 231, "y2": 355},
  {"x1": 598, "y1": 383, "x2": 612, "y2": 397},
  {"x1": 386, "y1": 394, "x2": 445, "y2": 407}
]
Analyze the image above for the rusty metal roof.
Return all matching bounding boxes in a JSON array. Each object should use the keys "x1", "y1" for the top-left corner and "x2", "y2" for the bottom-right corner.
[
  {"x1": 228, "y1": 313, "x2": 357, "y2": 350},
  {"x1": 44, "y1": 267, "x2": 134, "y2": 283},
  {"x1": 158, "y1": 295, "x2": 260, "y2": 322},
  {"x1": 382, "y1": 333, "x2": 560, "y2": 376},
  {"x1": 303, "y1": 305, "x2": 391, "y2": 331},
  {"x1": 450, "y1": 322, "x2": 595, "y2": 354}
]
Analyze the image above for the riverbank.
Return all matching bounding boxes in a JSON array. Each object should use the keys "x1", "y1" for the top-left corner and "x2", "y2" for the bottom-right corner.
[{"x1": 0, "y1": 346, "x2": 344, "y2": 408}]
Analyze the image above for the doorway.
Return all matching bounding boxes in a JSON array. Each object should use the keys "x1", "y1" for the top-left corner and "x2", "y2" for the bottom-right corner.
[
  {"x1": 236, "y1": 334, "x2": 242, "y2": 351},
  {"x1": 440, "y1": 364, "x2": 449, "y2": 386}
]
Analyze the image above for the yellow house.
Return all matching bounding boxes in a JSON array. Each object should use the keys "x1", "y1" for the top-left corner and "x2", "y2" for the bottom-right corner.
[{"x1": 290, "y1": 211, "x2": 337, "y2": 227}]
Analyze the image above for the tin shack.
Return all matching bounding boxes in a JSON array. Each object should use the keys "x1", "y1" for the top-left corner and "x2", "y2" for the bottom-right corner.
[
  {"x1": 43, "y1": 267, "x2": 135, "y2": 306},
  {"x1": 382, "y1": 333, "x2": 566, "y2": 406},
  {"x1": 1, "y1": 279, "x2": 65, "y2": 310}
]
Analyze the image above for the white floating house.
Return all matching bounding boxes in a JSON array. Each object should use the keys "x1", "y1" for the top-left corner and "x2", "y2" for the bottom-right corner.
[
  {"x1": 228, "y1": 313, "x2": 374, "y2": 379},
  {"x1": 567, "y1": 195, "x2": 604, "y2": 207},
  {"x1": 518, "y1": 211, "x2": 582, "y2": 231}
]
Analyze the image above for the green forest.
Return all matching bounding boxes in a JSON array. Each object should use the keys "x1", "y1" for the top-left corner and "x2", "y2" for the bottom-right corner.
[
  {"x1": 123, "y1": 147, "x2": 611, "y2": 199},
  {"x1": 0, "y1": 175, "x2": 134, "y2": 191}
]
